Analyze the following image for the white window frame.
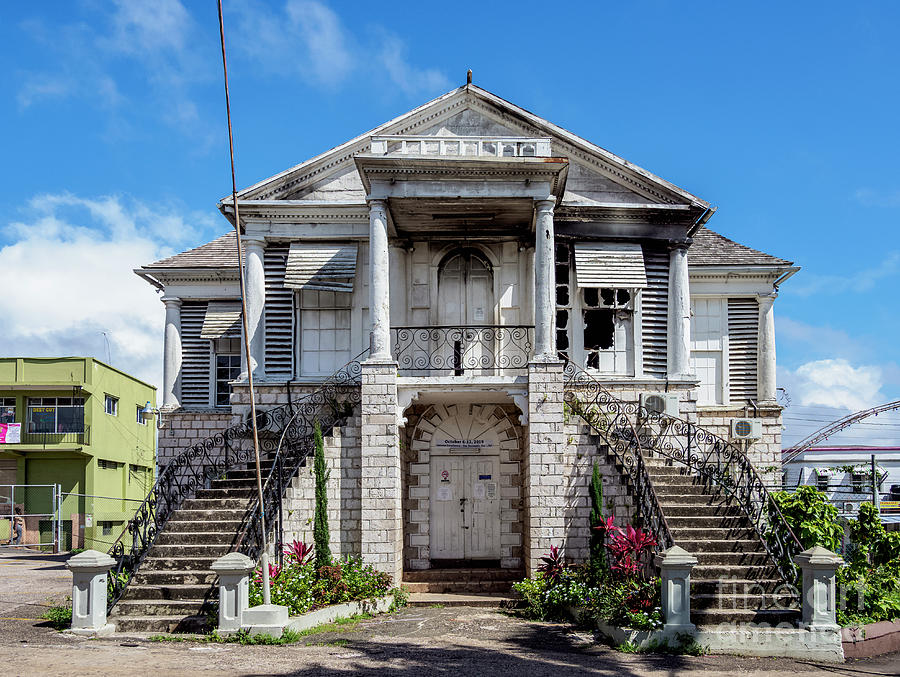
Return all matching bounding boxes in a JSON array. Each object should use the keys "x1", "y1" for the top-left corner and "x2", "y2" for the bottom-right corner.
[
  {"x1": 211, "y1": 337, "x2": 242, "y2": 408},
  {"x1": 689, "y1": 296, "x2": 730, "y2": 406},
  {"x1": 104, "y1": 395, "x2": 118, "y2": 417},
  {"x1": 296, "y1": 289, "x2": 352, "y2": 378},
  {"x1": 573, "y1": 285, "x2": 638, "y2": 376}
]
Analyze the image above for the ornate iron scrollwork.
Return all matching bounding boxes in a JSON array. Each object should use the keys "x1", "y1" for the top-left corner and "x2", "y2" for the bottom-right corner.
[{"x1": 391, "y1": 325, "x2": 533, "y2": 375}]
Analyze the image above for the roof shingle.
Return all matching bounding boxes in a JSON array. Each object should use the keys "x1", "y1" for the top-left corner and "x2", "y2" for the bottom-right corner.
[{"x1": 143, "y1": 226, "x2": 792, "y2": 270}]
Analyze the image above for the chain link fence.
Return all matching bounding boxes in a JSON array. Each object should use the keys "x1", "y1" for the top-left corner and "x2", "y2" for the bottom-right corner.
[{"x1": 0, "y1": 484, "x2": 145, "y2": 553}]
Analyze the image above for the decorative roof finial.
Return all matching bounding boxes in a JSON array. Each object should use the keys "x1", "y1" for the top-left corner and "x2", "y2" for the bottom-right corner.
[{"x1": 466, "y1": 69, "x2": 472, "y2": 85}]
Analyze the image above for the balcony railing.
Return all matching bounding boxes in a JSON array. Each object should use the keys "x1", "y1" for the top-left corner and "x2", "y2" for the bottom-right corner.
[
  {"x1": 370, "y1": 135, "x2": 552, "y2": 159},
  {"x1": 391, "y1": 325, "x2": 534, "y2": 376},
  {"x1": 20, "y1": 426, "x2": 90, "y2": 446}
]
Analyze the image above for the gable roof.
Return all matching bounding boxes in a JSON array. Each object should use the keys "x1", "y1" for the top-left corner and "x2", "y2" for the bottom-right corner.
[
  {"x1": 222, "y1": 84, "x2": 711, "y2": 210},
  {"x1": 688, "y1": 227, "x2": 792, "y2": 267},
  {"x1": 145, "y1": 232, "x2": 238, "y2": 269},
  {"x1": 140, "y1": 226, "x2": 791, "y2": 272}
]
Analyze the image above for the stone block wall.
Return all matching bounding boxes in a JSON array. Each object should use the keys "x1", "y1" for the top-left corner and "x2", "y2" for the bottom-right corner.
[
  {"x1": 281, "y1": 416, "x2": 362, "y2": 557},
  {"x1": 359, "y1": 363, "x2": 403, "y2": 581},
  {"x1": 696, "y1": 404, "x2": 783, "y2": 482},
  {"x1": 157, "y1": 408, "x2": 235, "y2": 468}
]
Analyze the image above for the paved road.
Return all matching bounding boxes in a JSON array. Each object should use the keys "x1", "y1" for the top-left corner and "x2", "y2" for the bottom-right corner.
[{"x1": 2, "y1": 552, "x2": 899, "y2": 676}]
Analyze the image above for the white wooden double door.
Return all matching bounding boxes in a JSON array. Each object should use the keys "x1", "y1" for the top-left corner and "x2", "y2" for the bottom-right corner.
[{"x1": 430, "y1": 455, "x2": 500, "y2": 560}]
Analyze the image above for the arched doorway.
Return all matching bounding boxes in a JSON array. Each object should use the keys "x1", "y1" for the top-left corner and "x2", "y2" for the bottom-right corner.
[{"x1": 437, "y1": 249, "x2": 494, "y2": 327}]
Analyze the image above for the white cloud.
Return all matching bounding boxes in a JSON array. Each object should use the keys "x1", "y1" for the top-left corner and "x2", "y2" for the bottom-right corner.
[
  {"x1": 854, "y1": 187, "x2": 900, "y2": 208},
  {"x1": 230, "y1": 0, "x2": 447, "y2": 94},
  {"x1": 783, "y1": 358, "x2": 884, "y2": 412},
  {"x1": 378, "y1": 34, "x2": 451, "y2": 95},
  {"x1": 789, "y1": 250, "x2": 900, "y2": 297},
  {"x1": 0, "y1": 194, "x2": 211, "y2": 387}
]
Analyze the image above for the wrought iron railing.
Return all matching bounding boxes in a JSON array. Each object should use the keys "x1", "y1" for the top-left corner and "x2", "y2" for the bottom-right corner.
[
  {"x1": 21, "y1": 427, "x2": 90, "y2": 446},
  {"x1": 562, "y1": 358, "x2": 803, "y2": 584},
  {"x1": 105, "y1": 355, "x2": 364, "y2": 611},
  {"x1": 233, "y1": 353, "x2": 365, "y2": 562},
  {"x1": 391, "y1": 325, "x2": 533, "y2": 376},
  {"x1": 563, "y1": 361, "x2": 673, "y2": 551}
]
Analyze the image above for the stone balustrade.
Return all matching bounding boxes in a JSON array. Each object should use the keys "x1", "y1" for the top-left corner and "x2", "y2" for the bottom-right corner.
[{"x1": 370, "y1": 135, "x2": 552, "y2": 158}]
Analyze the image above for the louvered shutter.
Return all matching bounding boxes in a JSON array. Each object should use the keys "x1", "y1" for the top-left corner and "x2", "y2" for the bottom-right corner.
[
  {"x1": 284, "y1": 243, "x2": 358, "y2": 292},
  {"x1": 265, "y1": 244, "x2": 294, "y2": 380},
  {"x1": 180, "y1": 302, "x2": 211, "y2": 406},
  {"x1": 200, "y1": 302, "x2": 241, "y2": 339},
  {"x1": 641, "y1": 245, "x2": 669, "y2": 377},
  {"x1": 573, "y1": 243, "x2": 648, "y2": 288},
  {"x1": 728, "y1": 297, "x2": 759, "y2": 404}
]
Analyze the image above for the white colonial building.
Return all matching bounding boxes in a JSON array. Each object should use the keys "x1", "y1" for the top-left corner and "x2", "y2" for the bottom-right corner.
[{"x1": 136, "y1": 84, "x2": 797, "y2": 583}]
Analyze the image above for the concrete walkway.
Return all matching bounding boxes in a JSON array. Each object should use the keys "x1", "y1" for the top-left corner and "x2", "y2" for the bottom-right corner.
[
  {"x1": 1, "y1": 596, "x2": 900, "y2": 675},
  {"x1": 0, "y1": 548, "x2": 70, "y2": 621}
]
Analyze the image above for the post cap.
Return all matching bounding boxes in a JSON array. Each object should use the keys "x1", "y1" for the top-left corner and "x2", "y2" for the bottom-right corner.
[
  {"x1": 654, "y1": 544, "x2": 698, "y2": 568},
  {"x1": 66, "y1": 549, "x2": 116, "y2": 571},
  {"x1": 795, "y1": 545, "x2": 844, "y2": 567},
  {"x1": 211, "y1": 551, "x2": 256, "y2": 574}
]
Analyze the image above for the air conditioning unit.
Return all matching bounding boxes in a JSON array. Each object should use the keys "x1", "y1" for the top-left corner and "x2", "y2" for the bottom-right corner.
[
  {"x1": 639, "y1": 392, "x2": 679, "y2": 418},
  {"x1": 730, "y1": 418, "x2": 762, "y2": 441}
]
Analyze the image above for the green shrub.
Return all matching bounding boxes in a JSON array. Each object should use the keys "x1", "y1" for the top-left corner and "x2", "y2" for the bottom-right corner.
[
  {"x1": 313, "y1": 420, "x2": 332, "y2": 570},
  {"x1": 588, "y1": 462, "x2": 607, "y2": 579},
  {"x1": 42, "y1": 605, "x2": 72, "y2": 631},
  {"x1": 771, "y1": 485, "x2": 843, "y2": 552}
]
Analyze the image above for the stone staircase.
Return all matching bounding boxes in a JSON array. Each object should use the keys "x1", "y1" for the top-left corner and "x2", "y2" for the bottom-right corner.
[
  {"x1": 109, "y1": 468, "x2": 259, "y2": 633},
  {"x1": 643, "y1": 454, "x2": 800, "y2": 626},
  {"x1": 402, "y1": 568, "x2": 523, "y2": 607}
]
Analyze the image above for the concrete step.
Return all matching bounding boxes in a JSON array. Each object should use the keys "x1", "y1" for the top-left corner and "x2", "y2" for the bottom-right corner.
[
  {"x1": 656, "y1": 494, "x2": 731, "y2": 506},
  {"x1": 122, "y1": 584, "x2": 212, "y2": 602},
  {"x1": 164, "y1": 520, "x2": 244, "y2": 535},
  {"x1": 149, "y1": 543, "x2": 233, "y2": 558},
  {"x1": 131, "y1": 570, "x2": 218, "y2": 586},
  {"x1": 691, "y1": 578, "x2": 788, "y2": 595},
  {"x1": 692, "y1": 607, "x2": 800, "y2": 626},
  {"x1": 691, "y1": 593, "x2": 800, "y2": 611},
  {"x1": 112, "y1": 599, "x2": 210, "y2": 617},
  {"x1": 661, "y1": 504, "x2": 742, "y2": 517},
  {"x1": 666, "y1": 515, "x2": 749, "y2": 528},
  {"x1": 653, "y1": 485, "x2": 709, "y2": 496},
  {"x1": 694, "y1": 551, "x2": 772, "y2": 567},
  {"x1": 171, "y1": 509, "x2": 248, "y2": 522},
  {"x1": 403, "y1": 580, "x2": 515, "y2": 594},
  {"x1": 181, "y1": 497, "x2": 253, "y2": 510},
  {"x1": 141, "y1": 556, "x2": 217, "y2": 571},
  {"x1": 402, "y1": 568, "x2": 524, "y2": 583},
  {"x1": 670, "y1": 527, "x2": 758, "y2": 540},
  {"x1": 692, "y1": 564, "x2": 778, "y2": 579},
  {"x1": 109, "y1": 614, "x2": 210, "y2": 633},
  {"x1": 195, "y1": 487, "x2": 256, "y2": 499},
  {"x1": 210, "y1": 477, "x2": 258, "y2": 489},
  {"x1": 672, "y1": 539, "x2": 765, "y2": 553},
  {"x1": 407, "y1": 592, "x2": 520, "y2": 608},
  {"x1": 155, "y1": 531, "x2": 239, "y2": 546}
]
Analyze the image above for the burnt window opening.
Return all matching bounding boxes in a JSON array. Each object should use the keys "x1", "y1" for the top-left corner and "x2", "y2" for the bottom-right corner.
[
  {"x1": 556, "y1": 309, "x2": 568, "y2": 329},
  {"x1": 556, "y1": 285, "x2": 569, "y2": 306},
  {"x1": 555, "y1": 243, "x2": 572, "y2": 361},
  {"x1": 555, "y1": 243, "x2": 569, "y2": 263},
  {"x1": 581, "y1": 286, "x2": 635, "y2": 374}
]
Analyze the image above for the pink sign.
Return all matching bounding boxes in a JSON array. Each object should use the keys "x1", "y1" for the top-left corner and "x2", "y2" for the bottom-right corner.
[{"x1": 0, "y1": 423, "x2": 21, "y2": 443}]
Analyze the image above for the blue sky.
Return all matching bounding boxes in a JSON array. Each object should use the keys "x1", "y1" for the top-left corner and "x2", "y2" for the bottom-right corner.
[{"x1": 2, "y1": 0, "x2": 899, "y2": 446}]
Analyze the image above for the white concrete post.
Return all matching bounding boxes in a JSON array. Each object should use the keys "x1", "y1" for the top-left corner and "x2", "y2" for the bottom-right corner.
[
  {"x1": 655, "y1": 545, "x2": 698, "y2": 634},
  {"x1": 211, "y1": 552, "x2": 255, "y2": 634},
  {"x1": 797, "y1": 546, "x2": 843, "y2": 631},
  {"x1": 66, "y1": 549, "x2": 116, "y2": 635},
  {"x1": 667, "y1": 239, "x2": 693, "y2": 380},
  {"x1": 161, "y1": 296, "x2": 182, "y2": 408},
  {"x1": 757, "y1": 292, "x2": 777, "y2": 403},
  {"x1": 533, "y1": 199, "x2": 556, "y2": 361},
  {"x1": 243, "y1": 235, "x2": 267, "y2": 381},
  {"x1": 368, "y1": 199, "x2": 392, "y2": 361}
]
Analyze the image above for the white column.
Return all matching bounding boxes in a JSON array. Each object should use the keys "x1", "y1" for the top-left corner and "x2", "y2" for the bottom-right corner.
[
  {"x1": 243, "y1": 235, "x2": 267, "y2": 380},
  {"x1": 758, "y1": 292, "x2": 777, "y2": 403},
  {"x1": 655, "y1": 545, "x2": 698, "y2": 634},
  {"x1": 368, "y1": 199, "x2": 391, "y2": 361},
  {"x1": 211, "y1": 552, "x2": 255, "y2": 634},
  {"x1": 533, "y1": 199, "x2": 556, "y2": 361},
  {"x1": 667, "y1": 239, "x2": 692, "y2": 379},
  {"x1": 161, "y1": 296, "x2": 182, "y2": 408},
  {"x1": 797, "y1": 546, "x2": 843, "y2": 631}
]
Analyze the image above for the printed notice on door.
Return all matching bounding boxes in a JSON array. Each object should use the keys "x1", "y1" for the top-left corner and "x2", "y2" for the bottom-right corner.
[
  {"x1": 486, "y1": 483, "x2": 497, "y2": 499},
  {"x1": 473, "y1": 483, "x2": 486, "y2": 499},
  {"x1": 436, "y1": 486, "x2": 453, "y2": 501}
]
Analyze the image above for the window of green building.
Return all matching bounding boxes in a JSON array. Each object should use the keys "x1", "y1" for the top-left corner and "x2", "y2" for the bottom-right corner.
[
  {"x1": 0, "y1": 398, "x2": 15, "y2": 424},
  {"x1": 26, "y1": 397, "x2": 84, "y2": 433}
]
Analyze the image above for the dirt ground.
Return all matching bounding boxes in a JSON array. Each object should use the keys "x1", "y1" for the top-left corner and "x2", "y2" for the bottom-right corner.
[{"x1": 2, "y1": 549, "x2": 900, "y2": 676}]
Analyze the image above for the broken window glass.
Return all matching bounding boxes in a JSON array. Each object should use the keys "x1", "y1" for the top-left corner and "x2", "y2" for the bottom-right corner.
[{"x1": 581, "y1": 286, "x2": 635, "y2": 374}]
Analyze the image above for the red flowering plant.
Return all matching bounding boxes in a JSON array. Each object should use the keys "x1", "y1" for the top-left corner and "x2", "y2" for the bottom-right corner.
[
  {"x1": 606, "y1": 525, "x2": 657, "y2": 578},
  {"x1": 283, "y1": 540, "x2": 314, "y2": 567}
]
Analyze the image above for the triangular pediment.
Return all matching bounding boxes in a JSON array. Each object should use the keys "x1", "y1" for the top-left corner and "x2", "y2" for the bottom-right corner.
[{"x1": 229, "y1": 86, "x2": 708, "y2": 210}]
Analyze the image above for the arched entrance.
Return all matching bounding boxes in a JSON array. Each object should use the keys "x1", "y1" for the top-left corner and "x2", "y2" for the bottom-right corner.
[{"x1": 437, "y1": 248, "x2": 494, "y2": 327}]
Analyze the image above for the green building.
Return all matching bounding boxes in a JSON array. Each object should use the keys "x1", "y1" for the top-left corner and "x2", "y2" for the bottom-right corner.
[{"x1": 0, "y1": 357, "x2": 156, "y2": 550}]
